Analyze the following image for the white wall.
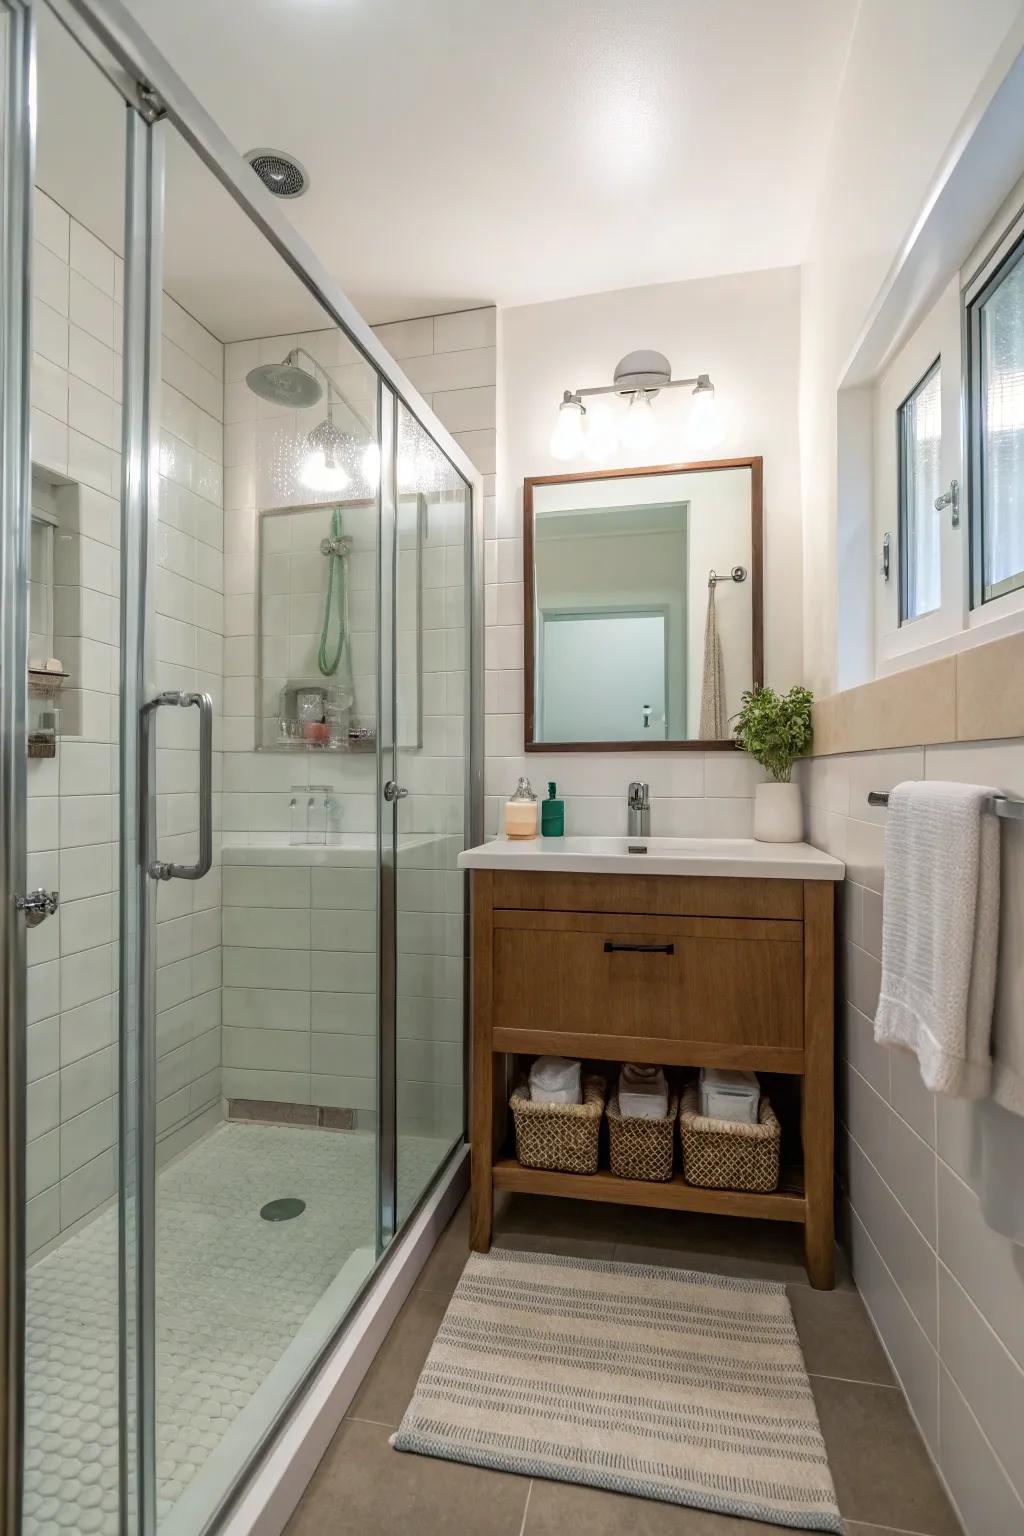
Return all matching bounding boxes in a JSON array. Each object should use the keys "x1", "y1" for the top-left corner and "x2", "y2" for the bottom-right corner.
[
  {"x1": 491, "y1": 266, "x2": 800, "y2": 834},
  {"x1": 796, "y1": 18, "x2": 1024, "y2": 1528},
  {"x1": 802, "y1": 745, "x2": 1024, "y2": 1533},
  {"x1": 799, "y1": 0, "x2": 1024, "y2": 695}
]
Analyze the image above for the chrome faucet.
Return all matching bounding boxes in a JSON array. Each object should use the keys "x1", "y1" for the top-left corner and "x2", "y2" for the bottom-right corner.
[{"x1": 627, "y1": 781, "x2": 650, "y2": 838}]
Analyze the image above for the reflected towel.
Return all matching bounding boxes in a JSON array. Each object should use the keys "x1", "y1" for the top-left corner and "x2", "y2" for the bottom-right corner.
[
  {"x1": 874, "y1": 781, "x2": 1000, "y2": 1100},
  {"x1": 698, "y1": 582, "x2": 725, "y2": 739}
]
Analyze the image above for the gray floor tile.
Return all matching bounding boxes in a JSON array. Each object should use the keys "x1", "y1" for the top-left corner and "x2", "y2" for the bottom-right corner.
[
  {"x1": 614, "y1": 1206, "x2": 813, "y2": 1278},
  {"x1": 811, "y1": 1377, "x2": 960, "y2": 1535},
  {"x1": 494, "y1": 1228, "x2": 619, "y2": 1260},
  {"x1": 284, "y1": 1419, "x2": 530, "y2": 1536},
  {"x1": 345, "y1": 1288, "x2": 449, "y2": 1428},
  {"x1": 414, "y1": 1200, "x2": 471, "y2": 1298},
  {"x1": 843, "y1": 1525, "x2": 929, "y2": 1535},
  {"x1": 494, "y1": 1191, "x2": 630, "y2": 1241},
  {"x1": 522, "y1": 1478, "x2": 798, "y2": 1533},
  {"x1": 788, "y1": 1284, "x2": 894, "y2": 1385}
]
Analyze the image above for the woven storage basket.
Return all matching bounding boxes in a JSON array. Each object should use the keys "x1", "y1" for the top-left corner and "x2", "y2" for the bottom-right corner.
[
  {"x1": 606, "y1": 1090, "x2": 678, "y2": 1181},
  {"x1": 678, "y1": 1082, "x2": 781, "y2": 1193},
  {"x1": 510, "y1": 1075, "x2": 605, "y2": 1174}
]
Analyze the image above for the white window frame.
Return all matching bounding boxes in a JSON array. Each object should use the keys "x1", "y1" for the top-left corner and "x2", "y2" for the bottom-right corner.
[
  {"x1": 964, "y1": 200, "x2": 1024, "y2": 624},
  {"x1": 873, "y1": 196, "x2": 1024, "y2": 675},
  {"x1": 874, "y1": 277, "x2": 964, "y2": 670}
]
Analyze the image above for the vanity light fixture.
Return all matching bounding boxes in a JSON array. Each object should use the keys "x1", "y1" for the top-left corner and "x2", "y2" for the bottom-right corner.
[{"x1": 549, "y1": 349, "x2": 720, "y2": 462}]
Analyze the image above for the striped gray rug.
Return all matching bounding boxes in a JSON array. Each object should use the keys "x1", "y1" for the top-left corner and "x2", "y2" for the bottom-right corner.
[{"x1": 392, "y1": 1248, "x2": 841, "y2": 1531}]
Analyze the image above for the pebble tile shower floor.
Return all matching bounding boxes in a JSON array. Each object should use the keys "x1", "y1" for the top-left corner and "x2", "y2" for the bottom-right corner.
[{"x1": 23, "y1": 1122, "x2": 448, "y2": 1534}]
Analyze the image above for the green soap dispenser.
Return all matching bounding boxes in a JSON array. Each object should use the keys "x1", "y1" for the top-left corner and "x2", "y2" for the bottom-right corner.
[{"x1": 541, "y1": 781, "x2": 565, "y2": 837}]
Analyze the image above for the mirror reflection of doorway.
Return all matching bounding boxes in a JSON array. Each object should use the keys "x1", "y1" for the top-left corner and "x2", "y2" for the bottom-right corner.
[{"x1": 539, "y1": 609, "x2": 669, "y2": 741}]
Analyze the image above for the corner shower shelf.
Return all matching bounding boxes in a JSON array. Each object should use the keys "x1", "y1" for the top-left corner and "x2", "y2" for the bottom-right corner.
[{"x1": 27, "y1": 667, "x2": 68, "y2": 759}]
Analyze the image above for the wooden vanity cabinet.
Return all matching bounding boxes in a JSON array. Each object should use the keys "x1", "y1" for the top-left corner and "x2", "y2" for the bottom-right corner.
[{"x1": 469, "y1": 869, "x2": 837, "y2": 1289}]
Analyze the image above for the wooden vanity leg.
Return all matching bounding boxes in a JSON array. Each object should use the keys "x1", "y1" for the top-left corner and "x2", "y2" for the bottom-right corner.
[
  {"x1": 802, "y1": 881, "x2": 836, "y2": 1290},
  {"x1": 470, "y1": 872, "x2": 494, "y2": 1252}
]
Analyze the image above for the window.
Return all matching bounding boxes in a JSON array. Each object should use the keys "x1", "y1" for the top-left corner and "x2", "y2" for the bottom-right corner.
[
  {"x1": 967, "y1": 228, "x2": 1024, "y2": 606},
  {"x1": 873, "y1": 275, "x2": 961, "y2": 667},
  {"x1": 872, "y1": 207, "x2": 1024, "y2": 676},
  {"x1": 897, "y1": 360, "x2": 942, "y2": 623}
]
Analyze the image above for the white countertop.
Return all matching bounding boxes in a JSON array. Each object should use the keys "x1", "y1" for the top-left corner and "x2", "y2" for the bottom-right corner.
[{"x1": 457, "y1": 835, "x2": 845, "y2": 881}]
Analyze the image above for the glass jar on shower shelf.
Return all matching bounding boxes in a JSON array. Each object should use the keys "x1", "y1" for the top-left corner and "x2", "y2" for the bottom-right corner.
[{"x1": 272, "y1": 679, "x2": 354, "y2": 750}]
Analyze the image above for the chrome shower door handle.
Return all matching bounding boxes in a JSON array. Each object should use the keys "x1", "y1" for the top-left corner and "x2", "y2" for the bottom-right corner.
[
  {"x1": 383, "y1": 780, "x2": 408, "y2": 803},
  {"x1": 140, "y1": 690, "x2": 214, "y2": 881}
]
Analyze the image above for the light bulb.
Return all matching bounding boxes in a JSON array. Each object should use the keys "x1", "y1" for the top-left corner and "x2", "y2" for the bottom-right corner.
[
  {"x1": 686, "y1": 382, "x2": 725, "y2": 453},
  {"x1": 550, "y1": 397, "x2": 585, "y2": 461},
  {"x1": 619, "y1": 390, "x2": 658, "y2": 452},
  {"x1": 301, "y1": 449, "x2": 350, "y2": 494},
  {"x1": 582, "y1": 399, "x2": 617, "y2": 461},
  {"x1": 361, "y1": 441, "x2": 381, "y2": 490}
]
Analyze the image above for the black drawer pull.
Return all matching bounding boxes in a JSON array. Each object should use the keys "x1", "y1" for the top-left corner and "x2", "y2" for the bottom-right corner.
[{"x1": 603, "y1": 942, "x2": 675, "y2": 955}]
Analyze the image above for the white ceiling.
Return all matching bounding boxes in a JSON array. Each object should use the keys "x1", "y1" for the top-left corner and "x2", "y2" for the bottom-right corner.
[{"x1": 38, "y1": 0, "x2": 858, "y2": 339}]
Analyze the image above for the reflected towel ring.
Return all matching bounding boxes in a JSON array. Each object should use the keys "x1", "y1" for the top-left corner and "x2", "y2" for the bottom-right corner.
[{"x1": 708, "y1": 565, "x2": 747, "y2": 588}]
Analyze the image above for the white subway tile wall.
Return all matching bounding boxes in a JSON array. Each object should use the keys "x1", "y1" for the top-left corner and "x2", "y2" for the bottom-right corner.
[
  {"x1": 801, "y1": 741, "x2": 1024, "y2": 1530},
  {"x1": 27, "y1": 187, "x2": 224, "y2": 1257}
]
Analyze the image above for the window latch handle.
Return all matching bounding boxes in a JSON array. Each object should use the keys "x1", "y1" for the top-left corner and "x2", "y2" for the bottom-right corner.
[{"x1": 934, "y1": 479, "x2": 959, "y2": 528}]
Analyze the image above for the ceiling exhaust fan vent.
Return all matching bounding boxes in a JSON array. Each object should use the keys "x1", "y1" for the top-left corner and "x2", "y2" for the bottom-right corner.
[{"x1": 244, "y1": 148, "x2": 309, "y2": 199}]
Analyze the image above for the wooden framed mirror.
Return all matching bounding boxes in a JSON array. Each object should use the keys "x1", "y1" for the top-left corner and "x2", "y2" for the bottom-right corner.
[{"x1": 523, "y1": 458, "x2": 762, "y2": 751}]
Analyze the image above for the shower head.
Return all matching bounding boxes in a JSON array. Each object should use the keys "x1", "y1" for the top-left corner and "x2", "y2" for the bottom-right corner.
[{"x1": 245, "y1": 358, "x2": 323, "y2": 409}]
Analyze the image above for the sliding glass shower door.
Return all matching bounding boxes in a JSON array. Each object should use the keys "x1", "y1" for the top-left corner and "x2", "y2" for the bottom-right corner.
[
  {"x1": 390, "y1": 400, "x2": 471, "y2": 1227},
  {"x1": 3, "y1": 6, "x2": 479, "y2": 1535}
]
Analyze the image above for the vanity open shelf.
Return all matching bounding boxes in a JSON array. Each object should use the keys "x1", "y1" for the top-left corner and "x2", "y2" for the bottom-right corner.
[
  {"x1": 461, "y1": 842, "x2": 844, "y2": 1288},
  {"x1": 491, "y1": 1156, "x2": 807, "y2": 1222}
]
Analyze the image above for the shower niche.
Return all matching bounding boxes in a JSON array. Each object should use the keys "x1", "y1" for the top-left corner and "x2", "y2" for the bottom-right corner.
[{"x1": 256, "y1": 495, "x2": 423, "y2": 751}]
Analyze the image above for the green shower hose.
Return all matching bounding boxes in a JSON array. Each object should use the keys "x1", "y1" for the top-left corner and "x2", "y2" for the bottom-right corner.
[{"x1": 317, "y1": 506, "x2": 347, "y2": 676}]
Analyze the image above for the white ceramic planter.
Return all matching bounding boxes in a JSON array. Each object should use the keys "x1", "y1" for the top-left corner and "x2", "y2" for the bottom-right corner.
[{"x1": 753, "y1": 782, "x2": 803, "y2": 843}]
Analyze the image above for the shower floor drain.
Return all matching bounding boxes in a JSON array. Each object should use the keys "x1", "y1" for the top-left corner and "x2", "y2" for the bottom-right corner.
[{"x1": 260, "y1": 1198, "x2": 306, "y2": 1222}]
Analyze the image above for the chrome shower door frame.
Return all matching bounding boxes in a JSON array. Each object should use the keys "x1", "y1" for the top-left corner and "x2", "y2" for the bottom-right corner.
[
  {"x1": 119, "y1": 100, "x2": 166, "y2": 1536},
  {"x1": 0, "y1": 6, "x2": 35, "y2": 1535}
]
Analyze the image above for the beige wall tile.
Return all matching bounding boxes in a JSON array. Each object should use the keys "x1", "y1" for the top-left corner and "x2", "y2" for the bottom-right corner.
[
  {"x1": 956, "y1": 630, "x2": 1024, "y2": 742},
  {"x1": 811, "y1": 689, "x2": 849, "y2": 755},
  {"x1": 812, "y1": 630, "x2": 1024, "y2": 757}
]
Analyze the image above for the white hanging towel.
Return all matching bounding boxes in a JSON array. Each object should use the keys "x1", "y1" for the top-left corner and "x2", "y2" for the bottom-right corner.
[
  {"x1": 618, "y1": 1063, "x2": 668, "y2": 1119},
  {"x1": 698, "y1": 580, "x2": 725, "y2": 740},
  {"x1": 874, "y1": 781, "x2": 1000, "y2": 1099},
  {"x1": 528, "y1": 1056, "x2": 582, "y2": 1105}
]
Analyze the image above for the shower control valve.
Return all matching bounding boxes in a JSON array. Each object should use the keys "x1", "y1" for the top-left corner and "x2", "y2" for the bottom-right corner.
[{"x1": 15, "y1": 888, "x2": 59, "y2": 927}]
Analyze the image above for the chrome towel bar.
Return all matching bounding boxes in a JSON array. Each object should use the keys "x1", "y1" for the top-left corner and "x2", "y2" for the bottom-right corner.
[{"x1": 867, "y1": 789, "x2": 1024, "y2": 821}]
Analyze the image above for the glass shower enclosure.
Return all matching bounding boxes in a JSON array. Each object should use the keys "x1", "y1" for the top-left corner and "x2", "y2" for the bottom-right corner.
[{"x1": 0, "y1": 4, "x2": 482, "y2": 1534}]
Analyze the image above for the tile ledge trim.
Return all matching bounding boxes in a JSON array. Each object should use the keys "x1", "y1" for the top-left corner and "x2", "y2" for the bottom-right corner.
[{"x1": 809, "y1": 629, "x2": 1024, "y2": 756}]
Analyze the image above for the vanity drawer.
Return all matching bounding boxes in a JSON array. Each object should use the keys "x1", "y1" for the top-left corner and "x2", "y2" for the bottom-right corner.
[
  {"x1": 491, "y1": 871, "x2": 803, "y2": 921},
  {"x1": 491, "y1": 910, "x2": 803, "y2": 1051}
]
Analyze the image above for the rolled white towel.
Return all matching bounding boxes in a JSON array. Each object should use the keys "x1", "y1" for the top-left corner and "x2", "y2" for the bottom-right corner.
[
  {"x1": 529, "y1": 1055, "x2": 582, "y2": 1105},
  {"x1": 618, "y1": 1063, "x2": 668, "y2": 1120}
]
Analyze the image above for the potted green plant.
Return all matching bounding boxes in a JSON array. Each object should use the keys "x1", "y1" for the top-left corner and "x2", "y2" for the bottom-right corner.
[{"x1": 733, "y1": 684, "x2": 814, "y2": 842}]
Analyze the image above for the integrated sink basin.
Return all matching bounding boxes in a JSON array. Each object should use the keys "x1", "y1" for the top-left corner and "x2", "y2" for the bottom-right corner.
[{"x1": 458, "y1": 834, "x2": 844, "y2": 881}]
